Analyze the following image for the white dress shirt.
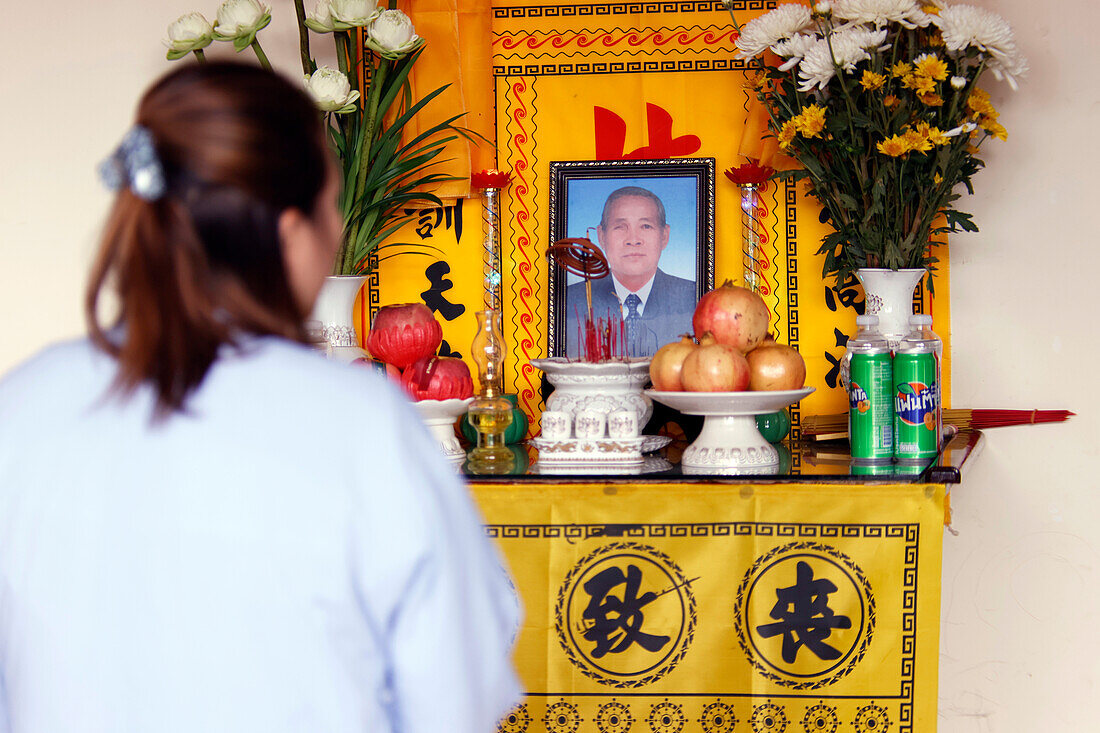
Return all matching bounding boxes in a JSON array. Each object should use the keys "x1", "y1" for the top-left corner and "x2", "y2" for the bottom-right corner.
[
  {"x1": 610, "y1": 273, "x2": 656, "y2": 318},
  {"x1": 0, "y1": 336, "x2": 522, "y2": 733}
]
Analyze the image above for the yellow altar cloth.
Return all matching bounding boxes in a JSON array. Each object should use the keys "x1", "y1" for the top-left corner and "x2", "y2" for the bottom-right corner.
[{"x1": 471, "y1": 481, "x2": 945, "y2": 733}]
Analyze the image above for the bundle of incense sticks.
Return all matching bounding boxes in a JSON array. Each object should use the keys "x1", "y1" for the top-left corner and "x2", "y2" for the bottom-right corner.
[
  {"x1": 802, "y1": 409, "x2": 1075, "y2": 437},
  {"x1": 577, "y1": 305, "x2": 628, "y2": 362}
]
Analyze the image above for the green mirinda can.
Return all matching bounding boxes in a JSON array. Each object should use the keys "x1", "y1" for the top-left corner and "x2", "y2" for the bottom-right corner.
[
  {"x1": 893, "y1": 347, "x2": 941, "y2": 462},
  {"x1": 849, "y1": 349, "x2": 894, "y2": 463}
]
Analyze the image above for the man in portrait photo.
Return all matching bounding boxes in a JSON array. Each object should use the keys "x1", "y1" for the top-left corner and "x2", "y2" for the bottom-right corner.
[{"x1": 566, "y1": 186, "x2": 696, "y2": 357}]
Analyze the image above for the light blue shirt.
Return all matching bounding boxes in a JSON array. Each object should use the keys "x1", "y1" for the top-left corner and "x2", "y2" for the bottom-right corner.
[{"x1": 0, "y1": 336, "x2": 522, "y2": 733}]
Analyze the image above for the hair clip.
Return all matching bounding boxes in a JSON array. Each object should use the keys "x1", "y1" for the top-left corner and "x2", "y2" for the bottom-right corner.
[{"x1": 97, "y1": 125, "x2": 166, "y2": 202}]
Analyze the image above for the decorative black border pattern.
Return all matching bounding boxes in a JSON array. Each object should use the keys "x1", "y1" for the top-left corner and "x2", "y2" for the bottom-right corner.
[
  {"x1": 493, "y1": 1, "x2": 775, "y2": 19},
  {"x1": 494, "y1": 58, "x2": 752, "y2": 77},
  {"x1": 486, "y1": 521, "x2": 920, "y2": 731},
  {"x1": 784, "y1": 178, "x2": 801, "y2": 441}
]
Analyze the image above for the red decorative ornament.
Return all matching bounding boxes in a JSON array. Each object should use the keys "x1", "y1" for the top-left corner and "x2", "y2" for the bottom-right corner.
[
  {"x1": 724, "y1": 158, "x2": 775, "y2": 185},
  {"x1": 401, "y1": 356, "x2": 474, "y2": 401},
  {"x1": 471, "y1": 169, "x2": 512, "y2": 189},
  {"x1": 366, "y1": 303, "x2": 443, "y2": 369}
]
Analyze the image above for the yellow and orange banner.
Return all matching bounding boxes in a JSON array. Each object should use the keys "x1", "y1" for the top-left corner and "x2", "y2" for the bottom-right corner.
[{"x1": 471, "y1": 480, "x2": 946, "y2": 733}]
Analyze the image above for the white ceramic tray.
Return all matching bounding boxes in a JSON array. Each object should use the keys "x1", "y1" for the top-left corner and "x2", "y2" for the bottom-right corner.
[{"x1": 646, "y1": 388, "x2": 814, "y2": 470}]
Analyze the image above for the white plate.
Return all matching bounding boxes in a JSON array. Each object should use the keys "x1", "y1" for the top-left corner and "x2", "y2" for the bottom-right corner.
[
  {"x1": 641, "y1": 435, "x2": 673, "y2": 453},
  {"x1": 645, "y1": 388, "x2": 815, "y2": 416}
]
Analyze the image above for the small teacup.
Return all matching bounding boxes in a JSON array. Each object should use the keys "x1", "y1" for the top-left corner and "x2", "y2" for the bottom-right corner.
[
  {"x1": 607, "y1": 410, "x2": 639, "y2": 439},
  {"x1": 540, "y1": 411, "x2": 571, "y2": 440},
  {"x1": 573, "y1": 410, "x2": 606, "y2": 440}
]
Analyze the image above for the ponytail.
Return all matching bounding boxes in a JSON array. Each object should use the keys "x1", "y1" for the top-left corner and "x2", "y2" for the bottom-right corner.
[{"x1": 86, "y1": 62, "x2": 327, "y2": 416}]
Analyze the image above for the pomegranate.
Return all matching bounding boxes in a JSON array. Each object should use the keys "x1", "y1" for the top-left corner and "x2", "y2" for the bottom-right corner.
[
  {"x1": 680, "y1": 333, "x2": 751, "y2": 392},
  {"x1": 649, "y1": 335, "x2": 696, "y2": 391},
  {"x1": 366, "y1": 303, "x2": 442, "y2": 369},
  {"x1": 692, "y1": 280, "x2": 770, "y2": 353},
  {"x1": 746, "y1": 343, "x2": 807, "y2": 391},
  {"x1": 401, "y1": 356, "x2": 474, "y2": 402}
]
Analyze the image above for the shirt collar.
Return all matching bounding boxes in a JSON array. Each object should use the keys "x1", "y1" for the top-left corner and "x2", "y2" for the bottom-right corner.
[{"x1": 611, "y1": 272, "x2": 656, "y2": 317}]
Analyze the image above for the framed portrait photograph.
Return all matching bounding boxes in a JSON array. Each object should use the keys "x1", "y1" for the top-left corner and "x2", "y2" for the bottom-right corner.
[{"x1": 547, "y1": 158, "x2": 716, "y2": 359}]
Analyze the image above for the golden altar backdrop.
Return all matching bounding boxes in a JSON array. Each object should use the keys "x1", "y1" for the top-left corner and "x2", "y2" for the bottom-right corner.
[
  {"x1": 360, "y1": 1, "x2": 953, "y2": 436},
  {"x1": 473, "y1": 481, "x2": 946, "y2": 733}
]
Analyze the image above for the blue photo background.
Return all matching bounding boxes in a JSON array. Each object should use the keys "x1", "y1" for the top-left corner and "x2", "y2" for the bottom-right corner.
[{"x1": 564, "y1": 175, "x2": 699, "y2": 288}]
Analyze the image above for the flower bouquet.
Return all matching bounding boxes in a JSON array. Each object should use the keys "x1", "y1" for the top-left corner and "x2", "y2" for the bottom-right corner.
[
  {"x1": 728, "y1": 0, "x2": 1027, "y2": 287},
  {"x1": 165, "y1": 0, "x2": 473, "y2": 275}
]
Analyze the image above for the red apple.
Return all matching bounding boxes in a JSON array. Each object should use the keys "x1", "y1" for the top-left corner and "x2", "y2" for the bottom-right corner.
[
  {"x1": 401, "y1": 356, "x2": 474, "y2": 401},
  {"x1": 366, "y1": 303, "x2": 442, "y2": 369}
]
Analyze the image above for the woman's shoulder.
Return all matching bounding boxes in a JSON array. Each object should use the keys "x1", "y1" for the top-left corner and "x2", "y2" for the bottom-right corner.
[{"x1": 0, "y1": 337, "x2": 111, "y2": 398}]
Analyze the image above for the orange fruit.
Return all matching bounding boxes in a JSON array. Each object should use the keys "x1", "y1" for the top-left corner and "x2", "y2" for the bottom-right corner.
[
  {"x1": 924, "y1": 413, "x2": 936, "y2": 430},
  {"x1": 858, "y1": 401, "x2": 869, "y2": 414}
]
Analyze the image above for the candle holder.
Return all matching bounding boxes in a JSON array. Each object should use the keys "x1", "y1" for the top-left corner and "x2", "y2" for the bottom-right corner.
[{"x1": 472, "y1": 169, "x2": 512, "y2": 312}]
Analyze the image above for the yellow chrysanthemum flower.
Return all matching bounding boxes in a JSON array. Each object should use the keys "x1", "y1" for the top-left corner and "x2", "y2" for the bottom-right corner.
[
  {"x1": 877, "y1": 135, "x2": 911, "y2": 157},
  {"x1": 980, "y1": 119, "x2": 1008, "y2": 141},
  {"x1": 903, "y1": 73, "x2": 937, "y2": 95},
  {"x1": 903, "y1": 127, "x2": 934, "y2": 153},
  {"x1": 967, "y1": 88, "x2": 996, "y2": 116},
  {"x1": 778, "y1": 120, "x2": 797, "y2": 149},
  {"x1": 860, "y1": 70, "x2": 887, "y2": 91},
  {"x1": 914, "y1": 54, "x2": 949, "y2": 81},
  {"x1": 927, "y1": 32, "x2": 945, "y2": 47},
  {"x1": 925, "y1": 126, "x2": 950, "y2": 146},
  {"x1": 883, "y1": 94, "x2": 900, "y2": 109},
  {"x1": 795, "y1": 104, "x2": 826, "y2": 138},
  {"x1": 933, "y1": 172, "x2": 943, "y2": 185},
  {"x1": 890, "y1": 61, "x2": 911, "y2": 78},
  {"x1": 919, "y1": 93, "x2": 944, "y2": 107}
]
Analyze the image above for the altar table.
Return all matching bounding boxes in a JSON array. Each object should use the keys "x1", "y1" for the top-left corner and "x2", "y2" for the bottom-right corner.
[{"x1": 466, "y1": 431, "x2": 981, "y2": 733}]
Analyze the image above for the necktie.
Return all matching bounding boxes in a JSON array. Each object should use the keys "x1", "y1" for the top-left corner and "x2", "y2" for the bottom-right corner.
[{"x1": 624, "y1": 293, "x2": 641, "y2": 353}]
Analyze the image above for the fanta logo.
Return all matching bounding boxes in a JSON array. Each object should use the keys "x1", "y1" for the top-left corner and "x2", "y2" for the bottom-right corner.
[
  {"x1": 895, "y1": 381, "x2": 938, "y2": 426},
  {"x1": 849, "y1": 382, "x2": 867, "y2": 409}
]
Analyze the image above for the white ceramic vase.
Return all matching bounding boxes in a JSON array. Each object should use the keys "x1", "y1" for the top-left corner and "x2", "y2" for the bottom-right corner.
[
  {"x1": 855, "y1": 268, "x2": 925, "y2": 346},
  {"x1": 308, "y1": 275, "x2": 369, "y2": 364}
]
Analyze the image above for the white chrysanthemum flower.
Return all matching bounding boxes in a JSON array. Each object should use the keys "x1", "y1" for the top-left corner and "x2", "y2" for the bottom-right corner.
[
  {"x1": 213, "y1": 0, "x2": 270, "y2": 40},
  {"x1": 773, "y1": 32, "x2": 820, "y2": 71},
  {"x1": 304, "y1": 67, "x2": 360, "y2": 113},
  {"x1": 934, "y1": 5, "x2": 1027, "y2": 89},
  {"x1": 329, "y1": 0, "x2": 379, "y2": 29},
  {"x1": 796, "y1": 25, "x2": 886, "y2": 91},
  {"x1": 942, "y1": 122, "x2": 978, "y2": 137},
  {"x1": 165, "y1": 13, "x2": 213, "y2": 58},
  {"x1": 735, "y1": 3, "x2": 814, "y2": 59},
  {"x1": 833, "y1": 0, "x2": 930, "y2": 28},
  {"x1": 366, "y1": 9, "x2": 421, "y2": 58},
  {"x1": 815, "y1": 1, "x2": 832, "y2": 14},
  {"x1": 950, "y1": 75, "x2": 967, "y2": 89},
  {"x1": 304, "y1": 1, "x2": 337, "y2": 33}
]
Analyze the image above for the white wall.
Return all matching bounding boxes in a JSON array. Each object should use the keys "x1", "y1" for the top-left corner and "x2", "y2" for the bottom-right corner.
[{"x1": 1, "y1": 1, "x2": 1097, "y2": 729}]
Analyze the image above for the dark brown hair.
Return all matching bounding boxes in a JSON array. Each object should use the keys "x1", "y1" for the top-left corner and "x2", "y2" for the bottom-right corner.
[{"x1": 86, "y1": 62, "x2": 329, "y2": 416}]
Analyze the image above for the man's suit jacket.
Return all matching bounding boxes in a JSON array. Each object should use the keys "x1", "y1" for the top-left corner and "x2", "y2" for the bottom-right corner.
[{"x1": 565, "y1": 269, "x2": 696, "y2": 357}]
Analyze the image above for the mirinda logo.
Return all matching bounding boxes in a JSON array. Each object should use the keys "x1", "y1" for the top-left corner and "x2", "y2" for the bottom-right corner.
[{"x1": 895, "y1": 381, "x2": 938, "y2": 428}]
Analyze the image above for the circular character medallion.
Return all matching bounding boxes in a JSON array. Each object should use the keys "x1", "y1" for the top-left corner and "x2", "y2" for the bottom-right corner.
[{"x1": 556, "y1": 542, "x2": 696, "y2": 687}]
